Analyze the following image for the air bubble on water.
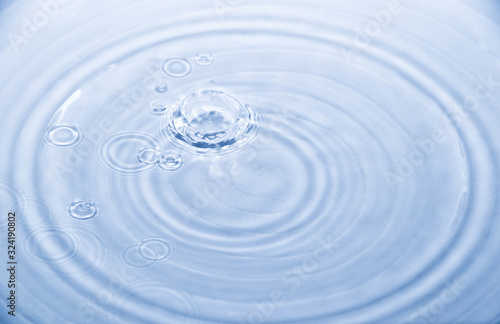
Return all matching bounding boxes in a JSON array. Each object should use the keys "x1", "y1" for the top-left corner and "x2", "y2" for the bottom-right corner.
[
  {"x1": 157, "y1": 150, "x2": 184, "y2": 171},
  {"x1": 67, "y1": 199, "x2": 99, "y2": 221},
  {"x1": 149, "y1": 99, "x2": 168, "y2": 114},
  {"x1": 162, "y1": 58, "x2": 192, "y2": 78},
  {"x1": 154, "y1": 81, "x2": 168, "y2": 93},
  {"x1": 44, "y1": 124, "x2": 83, "y2": 148},
  {"x1": 166, "y1": 90, "x2": 256, "y2": 150},
  {"x1": 137, "y1": 147, "x2": 160, "y2": 164},
  {"x1": 195, "y1": 51, "x2": 214, "y2": 66}
]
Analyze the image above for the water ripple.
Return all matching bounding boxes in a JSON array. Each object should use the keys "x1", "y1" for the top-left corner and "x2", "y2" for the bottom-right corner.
[
  {"x1": 99, "y1": 132, "x2": 159, "y2": 174},
  {"x1": 1, "y1": 0, "x2": 499, "y2": 323},
  {"x1": 44, "y1": 124, "x2": 83, "y2": 148}
]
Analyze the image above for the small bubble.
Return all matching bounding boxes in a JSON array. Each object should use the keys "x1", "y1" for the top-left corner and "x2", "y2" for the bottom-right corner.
[
  {"x1": 137, "y1": 147, "x2": 159, "y2": 164},
  {"x1": 195, "y1": 51, "x2": 214, "y2": 66},
  {"x1": 162, "y1": 58, "x2": 192, "y2": 78},
  {"x1": 67, "y1": 199, "x2": 99, "y2": 221},
  {"x1": 157, "y1": 150, "x2": 184, "y2": 171},
  {"x1": 149, "y1": 99, "x2": 168, "y2": 114},
  {"x1": 137, "y1": 238, "x2": 173, "y2": 262},
  {"x1": 154, "y1": 81, "x2": 168, "y2": 93},
  {"x1": 44, "y1": 124, "x2": 82, "y2": 148}
]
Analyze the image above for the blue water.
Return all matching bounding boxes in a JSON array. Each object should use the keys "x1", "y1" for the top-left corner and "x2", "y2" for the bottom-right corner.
[{"x1": 1, "y1": 0, "x2": 500, "y2": 323}]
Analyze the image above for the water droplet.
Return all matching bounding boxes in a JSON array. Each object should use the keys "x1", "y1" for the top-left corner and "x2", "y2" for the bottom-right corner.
[
  {"x1": 137, "y1": 238, "x2": 173, "y2": 262},
  {"x1": 166, "y1": 90, "x2": 256, "y2": 151},
  {"x1": 154, "y1": 81, "x2": 168, "y2": 93},
  {"x1": 195, "y1": 51, "x2": 214, "y2": 66},
  {"x1": 44, "y1": 124, "x2": 82, "y2": 148},
  {"x1": 137, "y1": 147, "x2": 159, "y2": 164},
  {"x1": 149, "y1": 99, "x2": 168, "y2": 114},
  {"x1": 67, "y1": 199, "x2": 99, "y2": 221},
  {"x1": 162, "y1": 58, "x2": 192, "y2": 78},
  {"x1": 157, "y1": 150, "x2": 184, "y2": 171}
]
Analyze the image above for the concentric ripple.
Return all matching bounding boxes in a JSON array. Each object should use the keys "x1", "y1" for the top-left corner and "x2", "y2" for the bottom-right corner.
[
  {"x1": 6, "y1": 197, "x2": 53, "y2": 229},
  {"x1": 162, "y1": 58, "x2": 193, "y2": 78},
  {"x1": 99, "y1": 132, "x2": 159, "y2": 174},
  {"x1": 120, "y1": 243, "x2": 157, "y2": 269},
  {"x1": 1, "y1": 0, "x2": 500, "y2": 324},
  {"x1": 109, "y1": 280, "x2": 198, "y2": 324},
  {"x1": 136, "y1": 147, "x2": 160, "y2": 164},
  {"x1": 25, "y1": 227, "x2": 78, "y2": 264},
  {"x1": 44, "y1": 124, "x2": 83, "y2": 148},
  {"x1": 120, "y1": 238, "x2": 173, "y2": 268},
  {"x1": 22, "y1": 225, "x2": 108, "y2": 280},
  {"x1": 137, "y1": 238, "x2": 174, "y2": 261}
]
